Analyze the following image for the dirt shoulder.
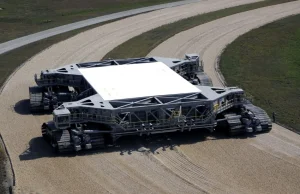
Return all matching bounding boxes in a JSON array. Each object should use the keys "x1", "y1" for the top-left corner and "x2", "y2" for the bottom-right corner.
[
  {"x1": 0, "y1": 146, "x2": 6, "y2": 194},
  {"x1": 0, "y1": 136, "x2": 13, "y2": 194}
]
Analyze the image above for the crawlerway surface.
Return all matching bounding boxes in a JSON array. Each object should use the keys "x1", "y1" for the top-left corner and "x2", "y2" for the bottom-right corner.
[
  {"x1": 149, "y1": 1, "x2": 300, "y2": 193},
  {"x1": 1, "y1": 0, "x2": 300, "y2": 193}
]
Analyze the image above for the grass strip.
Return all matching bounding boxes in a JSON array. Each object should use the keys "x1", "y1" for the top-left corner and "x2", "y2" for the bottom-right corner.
[
  {"x1": 220, "y1": 14, "x2": 300, "y2": 132},
  {"x1": 0, "y1": 20, "x2": 121, "y2": 87},
  {"x1": 0, "y1": 146, "x2": 6, "y2": 193},
  {"x1": 104, "y1": 0, "x2": 294, "y2": 59},
  {"x1": 0, "y1": 0, "x2": 180, "y2": 43}
]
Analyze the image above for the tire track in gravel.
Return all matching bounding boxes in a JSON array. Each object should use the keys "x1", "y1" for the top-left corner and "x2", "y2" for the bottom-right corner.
[
  {"x1": 0, "y1": 0, "x2": 264, "y2": 193},
  {"x1": 148, "y1": 1, "x2": 300, "y2": 194},
  {"x1": 151, "y1": 147, "x2": 236, "y2": 194}
]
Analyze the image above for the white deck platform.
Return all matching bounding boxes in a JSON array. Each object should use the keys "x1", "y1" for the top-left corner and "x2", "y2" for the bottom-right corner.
[{"x1": 79, "y1": 62, "x2": 200, "y2": 100}]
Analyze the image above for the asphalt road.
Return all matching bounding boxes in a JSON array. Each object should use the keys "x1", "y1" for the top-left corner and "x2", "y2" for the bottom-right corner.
[{"x1": 0, "y1": 0, "x2": 201, "y2": 55}]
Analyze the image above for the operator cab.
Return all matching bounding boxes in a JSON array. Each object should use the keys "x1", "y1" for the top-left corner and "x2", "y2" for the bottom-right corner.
[{"x1": 53, "y1": 106, "x2": 71, "y2": 129}]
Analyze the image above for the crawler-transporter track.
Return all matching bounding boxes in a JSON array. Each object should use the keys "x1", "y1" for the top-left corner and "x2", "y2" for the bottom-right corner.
[{"x1": 29, "y1": 54, "x2": 272, "y2": 153}]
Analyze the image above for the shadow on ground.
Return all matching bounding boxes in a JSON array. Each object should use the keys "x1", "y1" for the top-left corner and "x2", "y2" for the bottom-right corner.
[
  {"x1": 15, "y1": 99, "x2": 257, "y2": 160},
  {"x1": 19, "y1": 129, "x2": 256, "y2": 161},
  {"x1": 14, "y1": 99, "x2": 31, "y2": 115},
  {"x1": 19, "y1": 137, "x2": 56, "y2": 160},
  {"x1": 14, "y1": 99, "x2": 52, "y2": 115}
]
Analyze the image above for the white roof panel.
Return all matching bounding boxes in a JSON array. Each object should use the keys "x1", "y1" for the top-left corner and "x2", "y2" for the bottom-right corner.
[{"x1": 79, "y1": 62, "x2": 201, "y2": 101}]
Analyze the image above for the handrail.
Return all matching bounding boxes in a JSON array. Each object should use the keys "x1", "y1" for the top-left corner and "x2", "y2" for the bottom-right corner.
[
  {"x1": 214, "y1": 99, "x2": 237, "y2": 113},
  {"x1": 36, "y1": 77, "x2": 81, "y2": 86},
  {"x1": 67, "y1": 110, "x2": 215, "y2": 126},
  {"x1": 58, "y1": 99, "x2": 241, "y2": 128}
]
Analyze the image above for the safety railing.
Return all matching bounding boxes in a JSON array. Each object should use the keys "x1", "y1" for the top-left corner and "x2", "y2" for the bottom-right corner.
[
  {"x1": 214, "y1": 99, "x2": 240, "y2": 114},
  {"x1": 67, "y1": 110, "x2": 215, "y2": 127},
  {"x1": 69, "y1": 113, "x2": 115, "y2": 123},
  {"x1": 35, "y1": 74, "x2": 81, "y2": 86},
  {"x1": 59, "y1": 100, "x2": 241, "y2": 129}
]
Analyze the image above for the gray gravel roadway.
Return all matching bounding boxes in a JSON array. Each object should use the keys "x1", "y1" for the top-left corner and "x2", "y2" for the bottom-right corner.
[
  {"x1": 149, "y1": 1, "x2": 300, "y2": 194},
  {"x1": 2, "y1": 0, "x2": 300, "y2": 193},
  {"x1": 0, "y1": 0, "x2": 201, "y2": 55}
]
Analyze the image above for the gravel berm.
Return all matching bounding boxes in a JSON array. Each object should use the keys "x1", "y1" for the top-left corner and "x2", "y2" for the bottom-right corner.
[{"x1": 1, "y1": 0, "x2": 300, "y2": 193}]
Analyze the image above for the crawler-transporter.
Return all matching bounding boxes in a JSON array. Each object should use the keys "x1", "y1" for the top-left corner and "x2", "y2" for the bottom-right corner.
[{"x1": 29, "y1": 54, "x2": 272, "y2": 153}]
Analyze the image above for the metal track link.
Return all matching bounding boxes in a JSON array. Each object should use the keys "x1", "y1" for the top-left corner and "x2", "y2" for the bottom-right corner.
[
  {"x1": 89, "y1": 133, "x2": 105, "y2": 148},
  {"x1": 29, "y1": 86, "x2": 44, "y2": 111},
  {"x1": 244, "y1": 104, "x2": 272, "y2": 132},
  {"x1": 224, "y1": 113, "x2": 245, "y2": 136},
  {"x1": 55, "y1": 130, "x2": 73, "y2": 153}
]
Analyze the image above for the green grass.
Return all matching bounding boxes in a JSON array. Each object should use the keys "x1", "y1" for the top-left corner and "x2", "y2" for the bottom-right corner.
[
  {"x1": 0, "y1": 0, "x2": 180, "y2": 43},
  {"x1": 0, "y1": 20, "x2": 120, "y2": 87},
  {"x1": 104, "y1": 0, "x2": 294, "y2": 59},
  {"x1": 220, "y1": 14, "x2": 300, "y2": 131}
]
